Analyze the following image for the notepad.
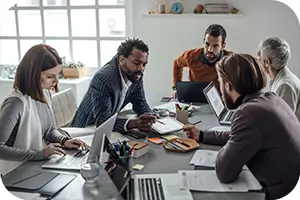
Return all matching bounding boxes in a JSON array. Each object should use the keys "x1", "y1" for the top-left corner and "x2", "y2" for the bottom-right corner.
[
  {"x1": 133, "y1": 164, "x2": 145, "y2": 171},
  {"x1": 161, "y1": 134, "x2": 180, "y2": 140},
  {"x1": 190, "y1": 150, "x2": 249, "y2": 170},
  {"x1": 148, "y1": 137, "x2": 166, "y2": 144},
  {"x1": 152, "y1": 117, "x2": 184, "y2": 134},
  {"x1": 178, "y1": 170, "x2": 262, "y2": 192}
]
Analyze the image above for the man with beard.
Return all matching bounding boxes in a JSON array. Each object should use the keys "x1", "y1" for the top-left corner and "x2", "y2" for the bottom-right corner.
[
  {"x1": 70, "y1": 38, "x2": 155, "y2": 133},
  {"x1": 171, "y1": 24, "x2": 232, "y2": 97},
  {"x1": 183, "y1": 53, "x2": 300, "y2": 200}
]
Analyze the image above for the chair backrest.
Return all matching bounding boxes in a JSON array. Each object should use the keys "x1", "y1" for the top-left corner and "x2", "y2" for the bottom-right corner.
[{"x1": 51, "y1": 88, "x2": 77, "y2": 128}]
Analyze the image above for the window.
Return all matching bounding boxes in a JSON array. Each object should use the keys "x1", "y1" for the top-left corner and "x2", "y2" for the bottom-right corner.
[{"x1": 0, "y1": 0, "x2": 126, "y2": 68}]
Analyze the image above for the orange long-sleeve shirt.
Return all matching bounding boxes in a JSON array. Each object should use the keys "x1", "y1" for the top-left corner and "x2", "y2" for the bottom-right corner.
[{"x1": 173, "y1": 48, "x2": 232, "y2": 87}]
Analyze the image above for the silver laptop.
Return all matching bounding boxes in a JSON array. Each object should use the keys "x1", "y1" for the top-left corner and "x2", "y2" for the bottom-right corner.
[
  {"x1": 203, "y1": 82, "x2": 235, "y2": 125},
  {"x1": 133, "y1": 173, "x2": 193, "y2": 200},
  {"x1": 42, "y1": 113, "x2": 117, "y2": 170}
]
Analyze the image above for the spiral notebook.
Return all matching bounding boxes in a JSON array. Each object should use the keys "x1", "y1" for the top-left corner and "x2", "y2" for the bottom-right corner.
[{"x1": 152, "y1": 117, "x2": 184, "y2": 134}]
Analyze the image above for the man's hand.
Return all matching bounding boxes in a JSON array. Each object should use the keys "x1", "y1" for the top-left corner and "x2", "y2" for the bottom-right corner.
[
  {"x1": 183, "y1": 124, "x2": 200, "y2": 141},
  {"x1": 127, "y1": 113, "x2": 157, "y2": 132},
  {"x1": 170, "y1": 90, "x2": 177, "y2": 98},
  {"x1": 42, "y1": 143, "x2": 66, "y2": 158},
  {"x1": 64, "y1": 138, "x2": 89, "y2": 150}
]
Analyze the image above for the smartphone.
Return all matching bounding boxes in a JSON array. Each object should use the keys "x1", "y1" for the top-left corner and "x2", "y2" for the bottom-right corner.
[{"x1": 160, "y1": 97, "x2": 172, "y2": 102}]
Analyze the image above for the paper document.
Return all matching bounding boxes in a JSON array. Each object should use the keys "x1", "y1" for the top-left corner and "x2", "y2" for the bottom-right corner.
[
  {"x1": 208, "y1": 126, "x2": 231, "y2": 132},
  {"x1": 178, "y1": 170, "x2": 262, "y2": 192},
  {"x1": 178, "y1": 170, "x2": 249, "y2": 192},
  {"x1": 190, "y1": 150, "x2": 249, "y2": 170},
  {"x1": 153, "y1": 102, "x2": 201, "y2": 113},
  {"x1": 152, "y1": 117, "x2": 184, "y2": 134}
]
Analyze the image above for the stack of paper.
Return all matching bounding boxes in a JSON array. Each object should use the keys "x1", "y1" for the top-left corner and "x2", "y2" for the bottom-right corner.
[
  {"x1": 190, "y1": 149, "x2": 249, "y2": 170},
  {"x1": 178, "y1": 170, "x2": 262, "y2": 192}
]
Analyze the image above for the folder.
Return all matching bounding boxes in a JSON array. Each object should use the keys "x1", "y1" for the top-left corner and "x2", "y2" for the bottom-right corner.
[{"x1": 2, "y1": 169, "x2": 76, "y2": 198}]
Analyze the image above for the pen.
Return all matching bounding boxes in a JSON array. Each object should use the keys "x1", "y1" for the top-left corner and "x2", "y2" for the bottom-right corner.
[
  {"x1": 156, "y1": 119, "x2": 166, "y2": 125},
  {"x1": 175, "y1": 103, "x2": 181, "y2": 110},
  {"x1": 175, "y1": 120, "x2": 202, "y2": 132},
  {"x1": 175, "y1": 139, "x2": 190, "y2": 147},
  {"x1": 169, "y1": 141, "x2": 185, "y2": 150}
]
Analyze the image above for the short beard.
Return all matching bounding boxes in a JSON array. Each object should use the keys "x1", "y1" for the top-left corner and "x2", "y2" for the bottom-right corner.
[{"x1": 223, "y1": 90, "x2": 238, "y2": 110}]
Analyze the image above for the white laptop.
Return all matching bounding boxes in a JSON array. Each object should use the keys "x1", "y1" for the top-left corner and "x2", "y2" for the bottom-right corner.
[
  {"x1": 203, "y1": 82, "x2": 235, "y2": 125},
  {"x1": 133, "y1": 173, "x2": 193, "y2": 200},
  {"x1": 42, "y1": 113, "x2": 117, "y2": 170}
]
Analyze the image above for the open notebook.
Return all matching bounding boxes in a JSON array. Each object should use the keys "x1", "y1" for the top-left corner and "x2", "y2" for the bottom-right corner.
[{"x1": 152, "y1": 117, "x2": 184, "y2": 134}]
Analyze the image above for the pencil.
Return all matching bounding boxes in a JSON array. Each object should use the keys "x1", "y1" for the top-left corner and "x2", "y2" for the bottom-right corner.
[
  {"x1": 175, "y1": 139, "x2": 190, "y2": 147},
  {"x1": 175, "y1": 120, "x2": 202, "y2": 132},
  {"x1": 156, "y1": 119, "x2": 166, "y2": 125}
]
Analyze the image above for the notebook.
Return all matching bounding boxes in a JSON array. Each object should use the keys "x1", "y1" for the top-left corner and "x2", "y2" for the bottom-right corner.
[
  {"x1": 129, "y1": 140, "x2": 149, "y2": 158},
  {"x1": 152, "y1": 117, "x2": 184, "y2": 134},
  {"x1": 190, "y1": 150, "x2": 249, "y2": 170}
]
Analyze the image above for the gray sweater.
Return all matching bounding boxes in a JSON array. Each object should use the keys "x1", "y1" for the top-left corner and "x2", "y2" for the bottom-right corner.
[{"x1": 0, "y1": 97, "x2": 67, "y2": 161}]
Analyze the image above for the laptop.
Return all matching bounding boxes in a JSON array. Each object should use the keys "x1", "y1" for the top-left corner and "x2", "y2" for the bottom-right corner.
[
  {"x1": 133, "y1": 173, "x2": 193, "y2": 200},
  {"x1": 203, "y1": 82, "x2": 235, "y2": 125},
  {"x1": 176, "y1": 81, "x2": 210, "y2": 103},
  {"x1": 42, "y1": 113, "x2": 118, "y2": 170}
]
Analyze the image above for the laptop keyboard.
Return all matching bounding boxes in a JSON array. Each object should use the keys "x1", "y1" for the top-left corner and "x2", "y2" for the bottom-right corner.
[
  {"x1": 57, "y1": 150, "x2": 88, "y2": 167},
  {"x1": 138, "y1": 178, "x2": 165, "y2": 200},
  {"x1": 225, "y1": 111, "x2": 235, "y2": 122}
]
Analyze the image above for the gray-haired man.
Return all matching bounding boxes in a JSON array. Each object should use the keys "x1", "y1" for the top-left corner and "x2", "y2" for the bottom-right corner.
[{"x1": 257, "y1": 37, "x2": 300, "y2": 121}]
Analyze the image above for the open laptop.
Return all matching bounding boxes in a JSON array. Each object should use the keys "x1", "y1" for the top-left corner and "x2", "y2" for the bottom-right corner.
[
  {"x1": 176, "y1": 81, "x2": 210, "y2": 103},
  {"x1": 42, "y1": 113, "x2": 118, "y2": 170},
  {"x1": 133, "y1": 173, "x2": 193, "y2": 200},
  {"x1": 203, "y1": 82, "x2": 235, "y2": 125}
]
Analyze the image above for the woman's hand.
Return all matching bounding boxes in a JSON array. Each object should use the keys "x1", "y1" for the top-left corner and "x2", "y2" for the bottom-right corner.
[
  {"x1": 63, "y1": 138, "x2": 89, "y2": 150},
  {"x1": 42, "y1": 143, "x2": 66, "y2": 157},
  {"x1": 183, "y1": 124, "x2": 201, "y2": 141}
]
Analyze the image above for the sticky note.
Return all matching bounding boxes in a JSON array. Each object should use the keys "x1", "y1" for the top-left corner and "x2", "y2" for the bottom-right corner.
[
  {"x1": 148, "y1": 137, "x2": 165, "y2": 144},
  {"x1": 162, "y1": 135, "x2": 180, "y2": 140},
  {"x1": 133, "y1": 164, "x2": 145, "y2": 171}
]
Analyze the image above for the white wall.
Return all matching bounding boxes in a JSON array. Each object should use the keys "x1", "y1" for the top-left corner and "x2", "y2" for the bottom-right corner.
[{"x1": 130, "y1": 0, "x2": 300, "y2": 106}]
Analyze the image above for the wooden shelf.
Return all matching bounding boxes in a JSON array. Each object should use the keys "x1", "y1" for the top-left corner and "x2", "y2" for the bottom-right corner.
[{"x1": 143, "y1": 13, "x2": 244, "y2": 18}]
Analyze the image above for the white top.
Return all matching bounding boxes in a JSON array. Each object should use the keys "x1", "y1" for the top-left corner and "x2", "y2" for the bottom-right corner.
[
  {"x1": 270, "y1": 67, "x2": 300, "y2": 121},
  {"x1": 119, "y1": 67, "x2": 132, "y2": 131}
]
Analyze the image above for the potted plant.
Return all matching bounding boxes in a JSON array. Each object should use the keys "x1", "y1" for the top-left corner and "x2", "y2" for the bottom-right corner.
[{"x1": 61, "y1": 56, "x2": 86, "y2": 78}]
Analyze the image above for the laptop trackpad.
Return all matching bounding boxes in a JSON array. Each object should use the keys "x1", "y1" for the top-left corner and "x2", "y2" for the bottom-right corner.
[{"x1": 166, "y1": 184, "x2": 190, "y2": 197}]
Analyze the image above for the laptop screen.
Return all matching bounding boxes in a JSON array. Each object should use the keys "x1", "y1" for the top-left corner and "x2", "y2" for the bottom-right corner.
[{"x1": 205, "y1": 84, "x2": 225, "y2": 117}]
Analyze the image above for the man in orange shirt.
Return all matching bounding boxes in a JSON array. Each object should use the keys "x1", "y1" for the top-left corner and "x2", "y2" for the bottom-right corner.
[{"x1": 171, "y1": 24, "x2": 232, "y2": 97}]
